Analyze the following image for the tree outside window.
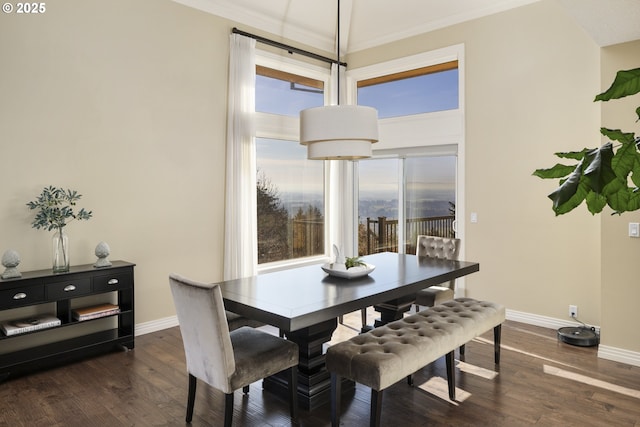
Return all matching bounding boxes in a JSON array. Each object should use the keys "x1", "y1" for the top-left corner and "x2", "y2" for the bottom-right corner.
[{"x1": 255, "y1": 66, "x2": 325, "y2": 264}]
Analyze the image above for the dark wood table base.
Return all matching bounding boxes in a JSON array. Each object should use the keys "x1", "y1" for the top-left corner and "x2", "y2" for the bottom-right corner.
[
  {"x1": 265, "y1": 296, "x2": 417, "y2": 409},
  {"x1": 263, "y1": 318, "x2": 355, "y2": 410},
  {"x1": 372, "y1": 294, "x2": 416, "y2": 328}
]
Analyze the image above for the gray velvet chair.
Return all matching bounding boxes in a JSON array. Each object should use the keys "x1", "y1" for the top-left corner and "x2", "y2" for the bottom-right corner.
[
  {"x1": 357, "y1": 236, "x2": 461, "y2": 330},
  {"x1": 169, "y1": 274, "x2": 299, "y2": 426},
  {"x1": 414, "y1": 235, "x2": 461, "y2": 310}
]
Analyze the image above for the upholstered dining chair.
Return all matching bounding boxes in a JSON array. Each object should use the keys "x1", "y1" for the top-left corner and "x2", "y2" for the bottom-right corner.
[
  {"x1": 414, "y1": 235, "x2": 461, "y2": 310},
  {"x1": 168, "y1": 274, "x2": 299, "y2": 427},
  {"x1": 356, "y1": 236, "x2": 461, "y2": 330}
]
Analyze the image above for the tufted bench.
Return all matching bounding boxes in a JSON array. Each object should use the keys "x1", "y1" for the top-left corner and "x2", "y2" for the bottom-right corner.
[{"x1": 326, "y1": 298, "x2": 505, "y2": 427}]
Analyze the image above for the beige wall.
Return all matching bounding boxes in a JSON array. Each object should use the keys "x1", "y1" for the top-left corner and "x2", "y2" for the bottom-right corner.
[
  {"x1": 461, "y1": 2, "x2": 602, "y2": 324},
  {"x1": 349, "y1": 0, "x2": 604, "y2": 325},
  {"x1": 0, "y1": 0, "x2": 232, "y2": 324},
  {"x1": 600, "y1": 40, "x2": 640, "y2": 352},
  {"x1": 1, "y1": 0, "x2": 638, "y2": 355}
]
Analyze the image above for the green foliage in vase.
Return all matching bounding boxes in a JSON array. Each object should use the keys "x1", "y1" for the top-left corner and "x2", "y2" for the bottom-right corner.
[
  {"x1": 345, "y1": 256, "x2": 366, "y2": 269},
  {"x1": 533, "y1": 68, "x2": 640, "y2": 215},
  {"x1": 26, "y1": 186, "x2": 93, "y2": 231}
]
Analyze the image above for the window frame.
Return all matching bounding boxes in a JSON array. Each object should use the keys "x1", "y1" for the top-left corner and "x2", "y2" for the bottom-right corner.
[{"x1": 357, "y1": 60, "x2": 458, "y2": 89}]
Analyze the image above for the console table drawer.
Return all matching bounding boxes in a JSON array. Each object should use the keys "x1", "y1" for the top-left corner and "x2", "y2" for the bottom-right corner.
[
  {"x1": 93, "y1": 272, "x2": 132, "y2": 292},
  {"x1": 47, "y1": 278, "x2": 91, "y2": 300},
  {"x1": 0, "y1": 285, "x2": 45, "y2": 309}
]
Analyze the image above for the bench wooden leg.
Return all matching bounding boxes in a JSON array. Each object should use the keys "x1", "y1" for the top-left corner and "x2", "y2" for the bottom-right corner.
[
  {"x1": 445, "y1": 351, "x2": 456, "y2": 400},
  {"x1": 494, "y1": 324, "x2": 502, "y2": 364},
  {"x1": 288, "y1": 366, "x2": 298, "y2": 422},
  {"x1": 371, "y1": 389, "x2": 383, "y2": 427},
  {"x1": 331, "y1": 373, "x2": 341, "y2": 427},
  {"x1": 407, "y1": 374, "x2": 414, "y2": 386}
]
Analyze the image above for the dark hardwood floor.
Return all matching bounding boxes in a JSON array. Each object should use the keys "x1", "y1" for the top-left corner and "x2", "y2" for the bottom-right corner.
[{"x1": 1, "y1": 312, "x2": 639, "y2": 426}]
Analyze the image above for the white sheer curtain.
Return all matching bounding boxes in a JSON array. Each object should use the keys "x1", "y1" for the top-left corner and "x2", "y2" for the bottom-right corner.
[
  {"x1": 223, "y1": 34, "x2": 257, "y2": 280},
  {"x1": 327, "y1": 63, "x2": 357, "y2": 258}
]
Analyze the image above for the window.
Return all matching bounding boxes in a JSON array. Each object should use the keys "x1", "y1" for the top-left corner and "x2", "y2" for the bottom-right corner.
[
  {"x1": 256, "y1": 66, "x2": 324, "y2": 116},
  {"x1": 357, "y1": 61, "x2": 458, "y2": 118},
  {"x1": 350, "y1": 47, "x2": 463, "y2": 256},
  {"x1": 255, "y1": 64, "x2": 327, "y2": 265},
  {"x1": 404, "y1": 156, "x2": 456, "y2": 249},
  {"x1": 256, "y1": 137, "x2": 324, "y2": 263},
  {"x1": 358, "y1": 156, "x2": 456, "y2": 256}
]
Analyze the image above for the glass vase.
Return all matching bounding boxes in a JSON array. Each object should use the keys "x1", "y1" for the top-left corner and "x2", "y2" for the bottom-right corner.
[{"x1": 52, "y1": 228, "x2": 69, "y2": 273}]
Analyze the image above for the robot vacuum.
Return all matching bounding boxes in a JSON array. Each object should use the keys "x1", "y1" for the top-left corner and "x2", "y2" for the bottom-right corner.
[{"x1": 557, "y1": 326, "x2": 599, "y2": 347}]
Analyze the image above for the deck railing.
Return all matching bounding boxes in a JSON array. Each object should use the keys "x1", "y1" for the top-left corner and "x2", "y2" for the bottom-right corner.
[
  {"x1": 275, "y1": 215, "x2": 455, "y2": 261},
  {"x1": 291, "y1": 218, "x2": 324, "y2": 258},
  {"x1": 364, "y1": 215, "x2": 455, "y2": 255}
]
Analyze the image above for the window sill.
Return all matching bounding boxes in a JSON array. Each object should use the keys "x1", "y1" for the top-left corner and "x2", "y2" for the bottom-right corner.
[{"x1": 257, "y1": 255, "x2": 330, "y2": 274}]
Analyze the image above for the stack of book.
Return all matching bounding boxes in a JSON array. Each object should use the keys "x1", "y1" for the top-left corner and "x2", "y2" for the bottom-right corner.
[
  {"x1": 73, "y1": 303, "x2": 120, "y2": 321},
  {"x1": 1, "y1": 314, "x2": 61, "y2": 336}
]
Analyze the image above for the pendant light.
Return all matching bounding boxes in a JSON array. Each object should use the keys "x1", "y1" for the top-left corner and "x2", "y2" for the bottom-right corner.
[{"x1": 299, "y1": 0, "x2": 379, "y2": 160}]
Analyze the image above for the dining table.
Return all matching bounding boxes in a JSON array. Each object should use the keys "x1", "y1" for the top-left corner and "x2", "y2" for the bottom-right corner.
[{"x1": 220, "y1": 251, "x2": 480, "y2": 410}]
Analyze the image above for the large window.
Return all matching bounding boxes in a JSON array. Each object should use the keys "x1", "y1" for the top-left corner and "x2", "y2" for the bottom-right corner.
[
  {"x1": 353, "y1": 51, "x2": 462, "y2": 256},
  {"x1": 255, "y1": 64, "x2": 326, "y2": 265}
]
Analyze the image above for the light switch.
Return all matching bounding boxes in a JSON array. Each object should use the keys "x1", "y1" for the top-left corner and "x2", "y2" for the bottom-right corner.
[
  {"x1": 470, "y1": 212, "x2": 478, "y2": 223},
  {"x1": 629, "y1": 222, "x2": 639, "y2": 237}
]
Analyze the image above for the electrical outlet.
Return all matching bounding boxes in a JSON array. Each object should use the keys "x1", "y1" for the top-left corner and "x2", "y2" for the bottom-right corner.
[{"x1": 569, "y1": 305, "x2": 578, "y2": 318}]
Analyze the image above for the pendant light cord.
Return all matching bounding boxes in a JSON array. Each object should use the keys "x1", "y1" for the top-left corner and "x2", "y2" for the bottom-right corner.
[{"x1": 336, "y1": 0, "x2": 341, "y2": 105}]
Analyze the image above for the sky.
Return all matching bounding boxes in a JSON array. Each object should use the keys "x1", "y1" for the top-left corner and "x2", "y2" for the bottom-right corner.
[
  {"x1": 256, "y1": 138, "x2": 323, "y2": 194},
  {"x1": 359, "y1": 156, "x2": 456, "y2": 200},
  {"x1": 257, "y1": 138, "x2": 455, "y2": 202},
  {"x1": 358, "y1": 69, "x2": 459, "y2": 118},
  {"x1": 255, "y1": 68, "x2": 459, "y2": 118}
]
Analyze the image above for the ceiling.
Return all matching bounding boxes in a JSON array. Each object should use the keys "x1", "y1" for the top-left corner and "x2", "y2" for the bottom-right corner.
[{"x1": 174, "y1": 0, "x2": 640, "y2": 54}]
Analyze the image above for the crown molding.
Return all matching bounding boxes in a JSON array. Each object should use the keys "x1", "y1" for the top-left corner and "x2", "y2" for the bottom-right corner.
[{"x1": 173, "y1": 0, "x2": 335, "y2": 53}]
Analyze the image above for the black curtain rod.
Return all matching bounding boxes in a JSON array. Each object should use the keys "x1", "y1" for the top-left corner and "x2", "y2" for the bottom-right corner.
[{"x1": 232, "y1": 27, "x2": 347, "y2": 68}]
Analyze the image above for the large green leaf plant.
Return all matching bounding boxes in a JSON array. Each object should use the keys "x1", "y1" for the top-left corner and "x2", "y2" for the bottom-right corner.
[{"x1": 534, "y1": 68, "x2": 640, "y2": 215}]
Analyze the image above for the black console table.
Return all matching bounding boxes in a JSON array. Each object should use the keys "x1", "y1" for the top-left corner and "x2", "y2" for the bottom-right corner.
[{"x1": 0, "y1": 261, "x2": 135, "y2": 381}]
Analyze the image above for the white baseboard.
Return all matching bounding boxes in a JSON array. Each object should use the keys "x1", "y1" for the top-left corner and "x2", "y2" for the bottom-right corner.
[
  {"x1": 598, "y1": 345, "x2": 640, "y2": 368},
  {"x1": 506, "y1": 308, "x2": 600, "y2": 333},
  {"x1": 132, "y1": 310, "x2": 640, "y2": 368},
  {"x1": 135, "y1": 315, "x2": 178, "y2": 336},
  {"x1": 507, "y1": 309, "x2": 640, "y2": 367}
]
